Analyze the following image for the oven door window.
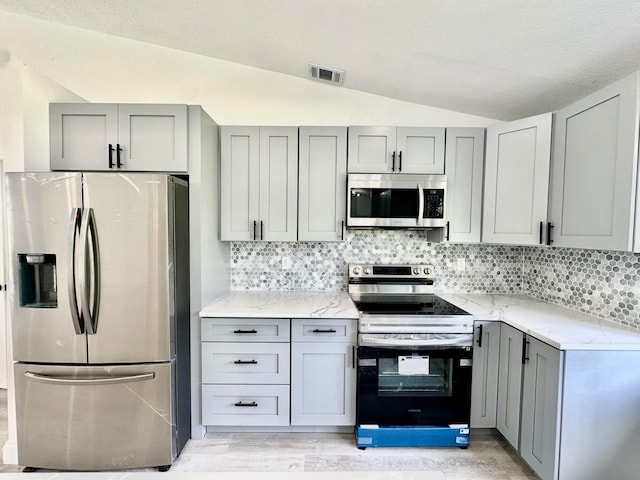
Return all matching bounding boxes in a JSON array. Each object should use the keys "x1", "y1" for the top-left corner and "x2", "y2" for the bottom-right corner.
[{"x1": 378, "y1": 356, "x2": 452, "y2": 397}]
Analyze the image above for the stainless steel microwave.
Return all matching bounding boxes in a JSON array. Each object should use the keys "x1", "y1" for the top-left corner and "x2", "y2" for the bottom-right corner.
[{"x1": 347, "y1": 174, "x2": 447, "y2": 228}]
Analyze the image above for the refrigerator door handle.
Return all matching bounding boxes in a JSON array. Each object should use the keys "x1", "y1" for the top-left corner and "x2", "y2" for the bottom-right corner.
[
  {"x1": 24, "y1": 371, "x2": 155, "y2": 386},
  {"x1": 67, "y1": 208, "x2": 84, "y2": 334},
  {"x1": 80, "y1": 208, "x2": 101, "y2": 335}
]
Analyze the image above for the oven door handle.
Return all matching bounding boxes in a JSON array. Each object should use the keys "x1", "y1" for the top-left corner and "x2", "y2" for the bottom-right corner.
[{"x1": 417, "y1": 183, "x2": 424, "y2": 227}]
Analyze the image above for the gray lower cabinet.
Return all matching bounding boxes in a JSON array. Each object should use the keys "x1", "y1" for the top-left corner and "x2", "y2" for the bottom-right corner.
[
  {"x1": 201, "y1": 317, "x2": 291, "y2": 426},
  {"x1": 496, "y1": 323, "x2": 524, "y2": 448},
  {"x1": 290, "y1": 318, "x2": 356, "y2": 426},
  {"x1": 492, "y1": 322, "x2": 640, "y2": 480},
  {"x1": 201, "y1": 317, "x2": 356, "y2": 429},
  {"x1": 519, "y1": 336, "x2": 562, "y2": 480},
  {"x1": 470, "y1": 321, "x2": 500, "y2": 428}
]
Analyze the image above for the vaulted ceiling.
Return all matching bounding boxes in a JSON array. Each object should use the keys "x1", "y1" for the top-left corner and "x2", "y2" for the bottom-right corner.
[{"x1": 1, "y1": 0, "x2": 639, "y2": 120}]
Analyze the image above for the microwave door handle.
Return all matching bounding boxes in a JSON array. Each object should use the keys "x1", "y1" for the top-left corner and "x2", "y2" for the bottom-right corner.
[
  {"x1": 417, "y1": 183, "x2": 424, "y2": 227},
  {"x1": 67, "y1": 208, "x2": 84, "y2": 334}
]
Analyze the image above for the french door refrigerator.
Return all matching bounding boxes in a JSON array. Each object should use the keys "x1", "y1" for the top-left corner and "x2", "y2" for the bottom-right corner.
[{"x1": 6, "y1": 172, "x2": 190, "y2": 471}]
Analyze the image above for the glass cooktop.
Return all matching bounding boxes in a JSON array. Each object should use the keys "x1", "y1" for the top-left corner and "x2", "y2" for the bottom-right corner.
[{"x1": 353, "y1": 294, "x2": 470, "y2": 316}]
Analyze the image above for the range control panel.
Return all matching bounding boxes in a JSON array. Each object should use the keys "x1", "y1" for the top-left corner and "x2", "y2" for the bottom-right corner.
[{"x1": 348, "y1": 264, "x2": 434, "y2": 279}]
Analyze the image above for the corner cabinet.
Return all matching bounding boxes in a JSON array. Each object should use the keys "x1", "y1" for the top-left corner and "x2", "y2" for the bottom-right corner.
[
  {"x1": 290, "y1": 319, "x2": 356, "y2": 426},
  {"x1": 444, "y1": 128, "x2": 485, "y2": 243},
  {"x1": 347, "y1": 126, "x2": 445, "y2": 174},
  {"x1": 482, "y1": 113, "x2": 552, "y2": 245},
  {"x1": 298, "y1": 127, "x2": 347, "y2": 241},
  {"x1": 470, "y1": 321, "x2": 500, "y2": 428},
  {"x1": 220, "y1": 126, "x2": 298, "y2": 241},
  {"x1": 549, "y1": 71, "x2": 640, "y2": 251},
  {"x1": 49, "y1": 103, "x2": 188, "y2": 172}
]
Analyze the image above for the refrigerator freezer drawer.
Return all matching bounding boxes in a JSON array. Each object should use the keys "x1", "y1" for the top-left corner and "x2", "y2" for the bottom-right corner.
[
  {"x1": 15, "y1": 362, "x2": 175, "y2": 471},
  {"x1": 202, "y1": 384, "x2": 290, "y2": 426}
]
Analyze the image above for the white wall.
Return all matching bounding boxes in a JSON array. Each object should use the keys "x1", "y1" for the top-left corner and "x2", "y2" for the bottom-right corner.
[{"x1": 0, "y1": 10, "x2": 496, "y2": 173}]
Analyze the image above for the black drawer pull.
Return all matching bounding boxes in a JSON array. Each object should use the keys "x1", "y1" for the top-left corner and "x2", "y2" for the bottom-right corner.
[
  {"x1": 312, "y1": 328, "x2": 337, "y2": 333},
  {"x1": 233, "y1": 360, "x2": 257, "y2": 365},
  {"x1": 234, "y1": 401, "x2": 258, "y2": 407},
  {"x1": 233, "y1": 329, "x2": 258, "y2": 334}
]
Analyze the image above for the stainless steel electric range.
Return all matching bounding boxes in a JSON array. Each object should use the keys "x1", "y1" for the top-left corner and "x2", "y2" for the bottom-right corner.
[{"x1": 348, "y1": 263, "x2": 473, "y2": 449}]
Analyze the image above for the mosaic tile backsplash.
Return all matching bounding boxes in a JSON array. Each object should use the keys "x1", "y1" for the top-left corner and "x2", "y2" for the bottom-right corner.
[{"x1": 231, "y1": 230, "x2": 640, "y2": 330}]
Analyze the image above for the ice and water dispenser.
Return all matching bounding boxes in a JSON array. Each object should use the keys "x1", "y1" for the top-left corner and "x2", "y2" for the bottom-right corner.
[{"x1": 18, "y1": 254, "x2": 58, "y2": 308}]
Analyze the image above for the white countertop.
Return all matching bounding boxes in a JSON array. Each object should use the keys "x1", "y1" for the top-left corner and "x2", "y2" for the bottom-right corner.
[
  {"x1": 439, "y1": 293, "x2": 640, "y2": 351},
  {"x1": 200, "y1": 291, "x2": 359, "y2": 319},
  {"x1": 200, "y1": 290, "x2": 640, "y2": 351}
]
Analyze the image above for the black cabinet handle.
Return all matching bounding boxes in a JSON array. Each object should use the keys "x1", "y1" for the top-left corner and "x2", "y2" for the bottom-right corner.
[
  {"x1": 522, "y1": 337, "x2": 530, "y2": 364},
  {"x1": 108, "y1": 144, "x2": 115, "y2": 168},
  {"x1": 233, "y1": 360, "x2": 258, "y2": 365},
  {"x1": 116, "y1": 144, "x2": 123, "y2": 168},
  {"x1": 260, "y1": 220, "x2": 264, "y2": 240},
  {"x1": 546, "y1": 222, "x2": 554, "y2": 246},
  {"x1": 352, "y1": 345, "x2": 356, "y2": 369},
  {"x1": 391, "y1": 151, "x2": 396, "y2": 172},
  {"x1": 234, "y1": 401, "x2": 258, "y2": 407},
  {"x1": 233, "y1": 329, "x2": 258, "y2": 334},
  {"x1": 341, "y1": 220, "x2": 344, "y2": 241},
  {"x1": 539, "y1": 221, "x2": 543, "y2": 244},
  {"x1": 476, "y1": 324, "x2": 483, "y2": 348},
  {"x1": 446, "y1": 221, "x2": 451, "y2": 241},
  {"x1": 253, "y1": 221, "x2": 257, "y2": 241},
  {"x1": 398, "y1": 151, "x2": 402, "y2": 172},
  {"x1": 312, "y1": 328, "x2": 337, "y2": 333}
]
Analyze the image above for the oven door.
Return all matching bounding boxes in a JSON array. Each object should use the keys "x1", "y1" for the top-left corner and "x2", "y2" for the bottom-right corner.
[{"x1": 357, "y1": 343, "x2": 472, "y2": 427}]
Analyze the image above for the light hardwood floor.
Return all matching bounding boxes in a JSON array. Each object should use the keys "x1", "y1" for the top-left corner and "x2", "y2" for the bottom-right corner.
[{"x1": 0, "y1": 389, "x2": 536, "y2": 478}]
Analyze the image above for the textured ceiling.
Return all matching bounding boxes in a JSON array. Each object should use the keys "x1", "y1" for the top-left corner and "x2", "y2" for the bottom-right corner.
[{"x1": 1, "y1": 0, "x2": 639, "y2": 120}]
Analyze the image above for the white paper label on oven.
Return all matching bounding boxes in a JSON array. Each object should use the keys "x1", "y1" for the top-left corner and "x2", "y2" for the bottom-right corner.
[{"x1": 398, "y1": 355, "x2": 429, "y2": 375}]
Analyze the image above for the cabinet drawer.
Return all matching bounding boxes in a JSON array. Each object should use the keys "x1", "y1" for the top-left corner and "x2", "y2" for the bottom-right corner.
[
  {"x1": 201, "y1": 318, "x2": 290, "y2": 342},
  {"x1": 291, "y1": 318, "x2": 356, "y2": 343},
  {"x1": 201, "y1": 342, "x2": 290, "y2": 384},
  {"x1": 202, "y1": 384, "x2": 290, "y2": 426}
]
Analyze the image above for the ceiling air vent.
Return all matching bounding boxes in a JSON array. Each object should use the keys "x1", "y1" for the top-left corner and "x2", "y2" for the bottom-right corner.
[{"x1": 308, "y1": 63, "x2": 344, "y2": 86}]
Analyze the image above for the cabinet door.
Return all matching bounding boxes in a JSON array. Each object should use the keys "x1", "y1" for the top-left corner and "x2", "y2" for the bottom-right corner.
[
  {"x1": 50, "y1": 103, "x2": 118, "y2": 171},
  {"x1": 550, "y1": 72, "x2": 639, "y2": 251},
  {"x1": 259, "y1": 127, "x2": 298, "y2": 241},
  {"x1": 520, "y1": 337, "x2": 562, "y2": 480},
  {"x1": 445, "y1": 128, "x2": 485, "y2": 242},
  {"x1": 396, "y1": 127, "x2": 445, "y2": 174},
  {"x1": 496, "y1": 323, "x2": 524, "y2": 449},
  {"x1": 220, "y1": 126, "x2": 260, "y2": 241},
  {"x1": 347, "y1": 126, "x2": 396, "y2": 173},
  {"x1": 117, "y1": 104, "x2": 188, "y2": 172},
  {"x1": 290, "y1": 342, "x2": 356, "y2": 426},
  {"x1": 470, "y1": 321, "x2": 500, "y2": 428},
  {"x1": 483, "y1": 113, "x2": 552, "y2": 245},
  {"x1": 298, "y1": 127, "x2": 347, "y2": 241}
]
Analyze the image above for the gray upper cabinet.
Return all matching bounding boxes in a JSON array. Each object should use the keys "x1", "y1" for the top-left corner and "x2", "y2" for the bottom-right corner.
[
  {"x1": 50, "y1": 103, "x2": 188, "y2": 172},
  {"x1": 549, "y1": 72, "x2": 640, "y2": 252},
  {"x1": 220, "y1": 126, "x2": 298, "y2": 241},
  {"x1": 298, "y1": 127, "x2": 347, "y2": 241},
  {"x1": 444, "y1": 128, "x2": 485, "y2": 243},
  {"x1": 482, "y1": 113, "x2": 552, "y2": 245},
  {"x1": 347, "y1": 126, "x2": 445, "y2": 174}
]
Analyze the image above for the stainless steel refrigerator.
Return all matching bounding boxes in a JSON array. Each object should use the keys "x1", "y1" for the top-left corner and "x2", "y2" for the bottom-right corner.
[{"x1": 6, "y1": 172, "x2": 190, "y2": 471}]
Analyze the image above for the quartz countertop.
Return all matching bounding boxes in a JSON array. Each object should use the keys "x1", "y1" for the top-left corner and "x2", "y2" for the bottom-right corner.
[
  {"x1": 438, "y1": 293, "x2": 640, "y2": 351},
  {"x1": 200, "y1": 291, "x2": 359, "y2": 319}
]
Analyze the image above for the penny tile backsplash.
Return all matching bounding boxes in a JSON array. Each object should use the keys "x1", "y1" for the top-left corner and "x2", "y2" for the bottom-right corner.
[{"x1": 231, "y1": 230, "x2": 640, "y2": 330}]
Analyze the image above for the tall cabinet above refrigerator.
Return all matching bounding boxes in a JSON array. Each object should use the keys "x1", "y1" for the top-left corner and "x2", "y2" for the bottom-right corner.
[{"x1": 6, "y1": 172, "x2": 190, "y2": 471}]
